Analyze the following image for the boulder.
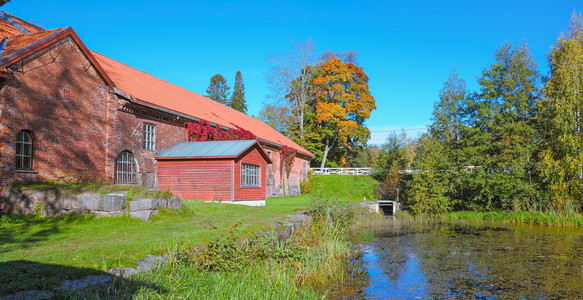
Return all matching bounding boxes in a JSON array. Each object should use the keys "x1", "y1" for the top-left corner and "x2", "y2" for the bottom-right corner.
[
  {"x1": 157, "y1": 199, "x2": 168, "y2": 208},
  {"x1": 130, "y1": 198, "x2": 159, "y2": 211},
  {"x1": 60, "y1": 193, "x2": 82, "y2": 210},
  {"x1": 168, "y1": 196, "x2": 182, "y2": 209},
  {"x1": 130, "y1": 210, "x2": 155, "y2": 221},
  {"x1": 80, "y1": 194, "x2": 125, "y2": 212}
]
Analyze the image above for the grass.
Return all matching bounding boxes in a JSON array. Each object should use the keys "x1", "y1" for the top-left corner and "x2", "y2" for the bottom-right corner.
[
  {"x1": 0, "y1": 175, "x2": 380, "y2": 296},
  {"x1": 309, "y1": 174, "x2": 378, "y2": 202},
  {"x1": 441, "y1": 210, "x2": 583, "y2": 226}
]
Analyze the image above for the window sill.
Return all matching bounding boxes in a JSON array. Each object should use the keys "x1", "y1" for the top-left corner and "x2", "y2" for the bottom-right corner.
[
  {"x1": 240, "y1": 186, "x2": 262, "y2": 189},
  {"x1": 16, "y1": 169, "x2": 38, "y2": 174}
]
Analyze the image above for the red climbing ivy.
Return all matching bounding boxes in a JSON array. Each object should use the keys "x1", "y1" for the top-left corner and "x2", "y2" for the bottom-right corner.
[
  {"x1": 185, "y1": 120, "x2": 256, "y2": 142},
  {"x1": 280, "y1": 145, "x2": 297, "y2": 179}
]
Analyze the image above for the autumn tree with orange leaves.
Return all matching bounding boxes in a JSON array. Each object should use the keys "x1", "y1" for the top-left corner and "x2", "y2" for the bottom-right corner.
[{"x1": 310, "y1": 56, "x2": 376, "y2": 168}]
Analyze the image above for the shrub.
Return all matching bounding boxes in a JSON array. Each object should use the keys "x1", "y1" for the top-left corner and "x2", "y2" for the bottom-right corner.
[{"x1": 300, "y1": 170, "x2": 314, "y2": 194}]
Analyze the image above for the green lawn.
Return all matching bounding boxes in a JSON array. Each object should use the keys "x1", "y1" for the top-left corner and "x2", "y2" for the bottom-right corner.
[{"x1": 0, "y1": 175, "x2": 379, "y2": 294}]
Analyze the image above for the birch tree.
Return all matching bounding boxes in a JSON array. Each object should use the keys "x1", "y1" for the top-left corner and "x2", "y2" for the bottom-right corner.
[
  {"x1": 538, "y1": 12, "x2": 583, "y2": 210},
  {"x1": 265, "y1": 39, "x2": 318, "y2": 141}
]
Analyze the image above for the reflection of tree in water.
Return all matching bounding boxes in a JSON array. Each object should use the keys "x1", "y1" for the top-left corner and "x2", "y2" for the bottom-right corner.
[
  {"x1": 373, "y1": 222, "x2": 583, "y2": 299},
  {"x1": 372, "y1": 234, "x2": 414, "y2": 284}
]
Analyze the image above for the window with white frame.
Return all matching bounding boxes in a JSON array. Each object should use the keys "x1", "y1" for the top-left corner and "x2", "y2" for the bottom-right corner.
[
  {"x1": 115, "y1": 151, "x2": 137, "y2": 184},
  {"x1": 16, "y1": 131, "x2": 33, "y2": 170},
  {"x1": 143, "y1": 123, "x2": 155, "y2": 151},
  {"x1": 241, "y1": 164, "x2": 260, "y2": 187}
]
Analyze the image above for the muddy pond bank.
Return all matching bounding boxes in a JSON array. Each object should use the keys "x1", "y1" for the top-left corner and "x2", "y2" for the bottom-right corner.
[{"x1": 335, "y1": 220, "x2": 583, "y2": 299}]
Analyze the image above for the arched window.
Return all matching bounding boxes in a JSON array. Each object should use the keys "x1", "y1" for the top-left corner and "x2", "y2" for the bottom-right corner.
[
  {"x1": 16, "y1": 131, "x2": 33, "y2": 170},
  {"x1": 115, "y1": 151, "x2": 137, "y2": 184}
]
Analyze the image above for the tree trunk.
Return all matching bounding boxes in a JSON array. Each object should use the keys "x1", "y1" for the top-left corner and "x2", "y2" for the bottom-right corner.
[{"x1": 320, "y1": 138, "x2": 330, "y2": 168}]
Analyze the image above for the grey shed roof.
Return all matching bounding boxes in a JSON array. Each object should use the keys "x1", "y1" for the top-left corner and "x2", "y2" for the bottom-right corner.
[{"x1": 155, "y1": 140, "x2": 260, "y2": 159}]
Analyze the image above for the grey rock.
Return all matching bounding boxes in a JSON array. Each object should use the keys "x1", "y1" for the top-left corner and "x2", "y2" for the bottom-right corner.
[
  {"x1": 90, "y1": 211, "x2": 124, "y2": 218},
  {"x1": 57, "y1": 275, "x2": 112, "y2": 291},
  {"x1": 130, "y1": 198, "x2": 158, "y2": 211},
  {"x1": 80, "y1": 194, "x2": 125, "y2": 212},
  {"x1": 167, "y1": 196, "x2": 182, "y2": 209},
  {"x1": 136, "y1": 254, "x2": 167, "y2": 272},
  {"x1": 1, "y1": 290, "x2": 54, "y2": 300},
  {"x1": 99, "y1": 194, "x2": 126, "y2": 211},
  {"x1": 60, "y1": 193, "x2": 81, "y2": 210},
  {"x1": 130, "y1": 210, "x2": 155, "y2": 221},
  {"x1": 107, "y1": 255, "x2": 168, "y2": 279},
  {"x1": 77, "y1": 193, "x2": 100, "y2": 210},
  {"x1": 157, "y1": 199, "x2": 168, "y2": 208},
  {"x1": 107, "y1": 267, "x2": 138, "y2": 279}
]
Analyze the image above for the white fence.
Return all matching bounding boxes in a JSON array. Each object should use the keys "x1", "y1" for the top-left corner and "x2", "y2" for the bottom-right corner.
[{"x1": 311, "y1": 167, "x2": 374, "y2": 176}]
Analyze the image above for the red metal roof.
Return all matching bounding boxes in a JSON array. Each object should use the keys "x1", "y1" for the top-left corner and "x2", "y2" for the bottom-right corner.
[{"x1": 91, "y1": 51, "x2": 314, "y2": 157}]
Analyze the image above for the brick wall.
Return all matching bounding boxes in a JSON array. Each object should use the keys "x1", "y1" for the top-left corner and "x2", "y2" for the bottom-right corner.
[
  {"x1": 264, "y1": 145, "x2": 310, "y2": 197},
  {"x1": 0, "y1": 35, "x2": 310, "y2": 197},
  {"x1": 112, "y1": 110, "x2": 187, "y2": 187},
  {"x1": 0, "y1": 37, "x2": 111, "y2": 185}
]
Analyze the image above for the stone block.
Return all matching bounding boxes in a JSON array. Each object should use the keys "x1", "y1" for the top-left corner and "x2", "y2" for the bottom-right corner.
[
  {"x1": 100, "y1": 194, "x2": 126, "y2": 211},
  {"x1": 60, "y1": 193, "x2": 81, "y2": 210},
  {"x1": 130, "y1": 198, "x2": 159, "y2": 211},
  {"x1": 78, "y1": 193, "x2": 101, "y2": 210},
  {"x1": 90, "y1": 211, "x2": 124, "y2": 218},
  {"x1": 168, "y1": 196, "x2": 182, "y2": 209},
  {"x1": 157, "y1": 199, "x2": 168, "y2": 208},
  {"x1": 130, "y1": 209, "x2": 156, "y2": 221},
  {"x1": 79, "y1": 193, "x2": 125, "y2": 212}
]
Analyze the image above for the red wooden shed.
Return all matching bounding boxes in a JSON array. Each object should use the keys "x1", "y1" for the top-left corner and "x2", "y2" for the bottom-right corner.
[{"x1": 155, "y1": 140, "x2": 272, "y2": 206}]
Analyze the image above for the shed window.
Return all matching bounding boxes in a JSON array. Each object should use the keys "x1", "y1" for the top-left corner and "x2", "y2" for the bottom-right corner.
[
  {"x1": 16, "y1": 131, "x2": 33, "y2": 170},
  {"x1": 143, "y1": 123, "x2": 155, "y2": 152},
  {"x1": 241, "y1": 164, "x2": 260, "y2": 187},
  {"x1": 115, "y1": 151, "x2": 137, "y2": 184}
]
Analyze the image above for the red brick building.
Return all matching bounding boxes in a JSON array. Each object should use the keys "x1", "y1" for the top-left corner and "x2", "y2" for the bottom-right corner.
[{"x1": 0, "y1": 12, "x2": 313, "y2": 198}]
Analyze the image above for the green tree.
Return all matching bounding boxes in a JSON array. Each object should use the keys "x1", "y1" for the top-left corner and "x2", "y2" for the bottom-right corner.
[
  {"x1": 374, "y1": 133, "x2": 408, "y2": 200},
  {"x1": 206, "y1": 74, "x2": 230, "y2": 105},
  {"x1": 407, "y1": 134, "x2": 453, "y2": 214},
  {"x1": 230, "y1": 71, "x2": 247, "y2": 113},
  {"x1": 538, "y1": 12, "x2": 583, "y2": 212},
  {"x1": 461, "y1": 42, "x2": 541, "y2": 210},
  {"x1": 310, "y1": 56, "x2": 376, "y2": 168}
]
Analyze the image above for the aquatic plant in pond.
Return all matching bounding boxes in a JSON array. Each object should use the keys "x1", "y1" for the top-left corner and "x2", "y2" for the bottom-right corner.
[{"x1": 345, "y1": 219, "x2": 583, "y2": 299}]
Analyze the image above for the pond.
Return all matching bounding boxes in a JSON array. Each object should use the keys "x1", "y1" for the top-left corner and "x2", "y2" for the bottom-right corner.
[{"x1": 335, "y1": 220, "x2": 583, "y2": 299}]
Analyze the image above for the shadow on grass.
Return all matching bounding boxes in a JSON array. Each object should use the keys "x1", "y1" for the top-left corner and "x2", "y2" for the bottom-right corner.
[
  {"x1": 0, "y1": 214, "x2": 94, "y2": 249},
  {"x1": 0, "y1": 260, "x2": 167, "y2": 297}
]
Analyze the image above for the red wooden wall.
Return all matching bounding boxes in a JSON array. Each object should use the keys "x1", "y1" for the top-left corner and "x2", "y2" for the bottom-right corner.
[
  {"x1": 157, "y1": 159, "x2": 233, "y2": 201},
  {"x1": 234, "y1": 147, "x2": 268, "y2": 201},
  {"x1": 157, "y1": 145, "x2": 269, "y2": 202}
]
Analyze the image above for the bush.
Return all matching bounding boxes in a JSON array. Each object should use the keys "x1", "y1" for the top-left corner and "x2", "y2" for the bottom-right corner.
[{"x1": 300, "y1": 170, "x2": 314, "y2": 194}]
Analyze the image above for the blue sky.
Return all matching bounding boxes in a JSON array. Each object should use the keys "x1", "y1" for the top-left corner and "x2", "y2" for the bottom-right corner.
[{"x1": 7, "y1": 1, "x2": 583, "y2": 144}]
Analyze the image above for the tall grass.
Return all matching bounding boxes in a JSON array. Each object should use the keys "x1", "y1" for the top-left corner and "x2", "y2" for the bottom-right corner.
[
  {"x1": 442, "y1": 210, "x2": 583, "y2": 226},
  {"x1": 55, "y1": 194, "x2": 366, "y2": 299}
]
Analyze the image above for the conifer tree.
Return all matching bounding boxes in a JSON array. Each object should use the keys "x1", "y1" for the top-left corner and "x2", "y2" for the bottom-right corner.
[
  {"x1": 230, "y1": 71, "x2": 247, "y2": 113},
  {"x1": 206, "y1": 74, "x2": 230, "y2": 105}
]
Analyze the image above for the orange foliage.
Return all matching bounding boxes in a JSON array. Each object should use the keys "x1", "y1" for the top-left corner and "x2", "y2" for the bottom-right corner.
[{"x1": 310, "y1": 56, "x2": 375, "y2": 148}]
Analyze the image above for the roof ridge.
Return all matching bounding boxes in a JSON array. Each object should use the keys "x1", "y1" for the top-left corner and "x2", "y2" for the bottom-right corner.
[{"x1": 162, "y1": 142, "x2": 190, "y2": 157}]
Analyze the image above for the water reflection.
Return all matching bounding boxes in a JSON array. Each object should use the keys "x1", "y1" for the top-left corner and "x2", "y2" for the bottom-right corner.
[{"x1": 349, "y1": 221, "x2": 583, "y2": 299}]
